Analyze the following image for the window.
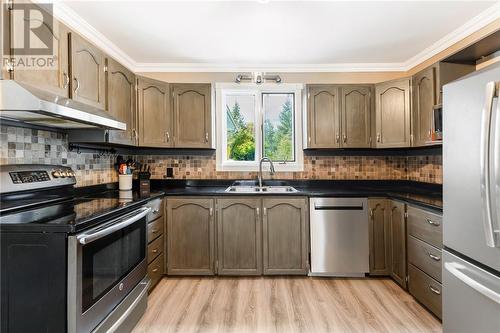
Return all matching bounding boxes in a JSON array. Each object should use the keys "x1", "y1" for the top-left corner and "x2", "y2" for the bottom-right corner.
[{"x1": 216, "y1": 83, "x2": 303, "y2": 171}]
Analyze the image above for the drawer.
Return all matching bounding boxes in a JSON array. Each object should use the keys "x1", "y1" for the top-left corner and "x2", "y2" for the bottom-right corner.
[
  {"x1": 408, "y1": 236, "x2": 442, "y2": 282},
  {"x1": 408, "y1": 264, "x2": 442, "y2": 319},
  {"x1": 145, "y1": 198, "x2": 164, "y2": 222},
  {"x1": 148, "y1": 235, "x2": 163, "y2": 264},
  {"x1": 407, "y1": 205, "x2": 442, "y2": 248},
  {"x1": 148, "y1": 217, "x2": 164, "y2": 243},
  {"x1": 148, "y1": 253, "x2": 164, "y2": 291}
]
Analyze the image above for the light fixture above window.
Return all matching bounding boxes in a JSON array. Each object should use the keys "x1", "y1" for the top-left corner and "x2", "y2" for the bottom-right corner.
[{"x1": 235, "y1": 72, "x2": 282, "y2": 84}]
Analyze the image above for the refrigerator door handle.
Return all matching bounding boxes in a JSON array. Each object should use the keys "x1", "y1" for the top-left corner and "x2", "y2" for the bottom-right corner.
[
  {"x1": 493, "y1": 82, "x2": 500, "y2": 246},
  {"x1": 479, "y1": 81, "x2": 499, "y2": 247},
  {"x1": 445, "y1": 262, "x2": 500, "y2": 305}
]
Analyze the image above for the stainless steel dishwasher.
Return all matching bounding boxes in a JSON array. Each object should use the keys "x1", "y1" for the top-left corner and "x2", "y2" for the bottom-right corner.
[{"x1": 309, "y1": 197, "x2": 369, "y2": 277}]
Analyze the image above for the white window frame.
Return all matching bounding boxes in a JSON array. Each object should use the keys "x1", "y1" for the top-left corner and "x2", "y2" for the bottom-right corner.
[{"x1": 216, "y1": 82, "x2": 304, "y2": 172}]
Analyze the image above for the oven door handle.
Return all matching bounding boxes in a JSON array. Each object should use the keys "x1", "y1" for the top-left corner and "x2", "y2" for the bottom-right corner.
[{"x1": 77, "y1": 207, "x2": 151, "y2": 245}]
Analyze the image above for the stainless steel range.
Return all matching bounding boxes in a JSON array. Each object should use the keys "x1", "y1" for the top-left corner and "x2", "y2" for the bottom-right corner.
[{"x1": 0, "y1": 164, "x2": 151, "y2": 333}]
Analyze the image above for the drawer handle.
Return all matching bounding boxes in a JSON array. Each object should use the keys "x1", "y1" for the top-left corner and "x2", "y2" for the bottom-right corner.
[
  {"x1": 429, "y1": 285, "x2": 441, "y2": 295},
  {"x1": 152, "y1": 268, "x2": 158, "y2": 273},
  {"x1": 428, "y1": 253, "x2": 441, "y2": 261},
  {"x1": 152, "y1": 249, "x2": 158, "y2": 253},
  {"x1": 152, "y1": 209, "x2": 159, "y2": 214},
  {"x1": 151, "y1": 229, "x2": 159, "y2": 234},
  {"x1": 426, "y1": 218, "x2": 440, "y2": 226}
]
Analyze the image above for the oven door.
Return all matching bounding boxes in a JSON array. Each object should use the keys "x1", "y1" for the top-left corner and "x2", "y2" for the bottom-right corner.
[{"x1": 68, "y1": 206, "x2": 150, "y2": 333}]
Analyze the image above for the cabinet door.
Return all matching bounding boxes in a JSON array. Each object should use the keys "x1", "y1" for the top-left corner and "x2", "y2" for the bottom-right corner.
[
  {"x1": 341, "y1": 86, "x2": 371, "y2": 148},
  {"x1": 307, "y1": 85, "x2": 340, "y2": 148},
  {"x1": 217, "y1": 198, "x2": 262, "y2": 275},
  {"x1": 172, "y1": 84, "x2": 211, "y2": 148},
  {"x1": 368, "y1": 199, "x2": 391, "y2": 276},
  {"x1": 375, "y1": 79, "x2": 411, "y2": 148},
  {"x1": 69, "y1": 32, "x2": 106, "y2": 109},
  {"x1": 106, "y1": 58, "x2": 136, "y2": 145},
  {"x1": 166, "y1": 198, "x2": 215, "y2": 275},
  {"x1": 389, "y1": 200, "x2": 407, "y2": 288},
  {"x1": 412, "y1": 66, "x2": 436, "y2": 146},
  {"x1": 262, "y1": 198, "x2": 308, "y2": 275},
  {"x1": 9, "y1": 2, "x2": 69, "y2": 97},
  {"x1": 137, "y1": 77, "x2": 172, "y2": 147}
]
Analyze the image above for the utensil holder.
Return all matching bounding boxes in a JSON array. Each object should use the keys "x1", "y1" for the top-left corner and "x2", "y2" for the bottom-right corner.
[{"x1": 119, "y1": 174, "x2": 133, "y2": 191}]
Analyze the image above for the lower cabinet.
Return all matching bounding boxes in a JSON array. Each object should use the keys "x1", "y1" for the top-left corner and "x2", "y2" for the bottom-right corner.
[
  {"x1": 389, "y1": 200, "x2": 407, "y2": 289},
  {"x1": 368, "y1": 199, "x2": 391, "y2": 275},
  {"x1": 407, "y1": 205, "x2": 443, "y2": 319},
  {"x1": 217, "y1": 198, "x2": 262, "y2": 275},
  {"x1": 166, "y1": 198, "x2": 215, "y2": 275},
  {"x1": 146, "y1": 198, "x2": 165, "y2": 292},
  {"x1": 164, "y1": 196, "x2": 309, "y2": 276},
  {"x1": 262, "y1": 198, "x2": 309, "y2": 275}
]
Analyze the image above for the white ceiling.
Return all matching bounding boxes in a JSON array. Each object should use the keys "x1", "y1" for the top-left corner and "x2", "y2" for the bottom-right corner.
[{"x1": 55, "y1": 0, "x2": 500, "y2": 72}]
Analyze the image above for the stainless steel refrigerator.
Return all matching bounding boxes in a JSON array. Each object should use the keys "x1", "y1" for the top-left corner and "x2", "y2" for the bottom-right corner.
[{"x1": 443, "y1": 62, "x2": 500, "y2": 333}]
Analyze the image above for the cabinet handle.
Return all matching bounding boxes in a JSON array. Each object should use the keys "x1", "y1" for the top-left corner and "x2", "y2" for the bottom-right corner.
[
  {"x1": 165, "y1": 131, "x2": 170, "y2": 143},
  {"x1": 151, "y1": 229, "x2": 159, "y2": 234},
  {"x1": 369, "y1": 209, "x2": 374, "y2": 218},
  {"x1": 308, "y1": 136, "x2": 311, "y2": 144},
  {"x1": 152, "y1": 249, "x2": 158, "y2": 253},
  {"x1": 336, "y1": 134, "x2": 340, "y2": 143},
  {"x1": 63, "y1": 72, "x2": 69, "y2": 89},
  {"x1": 205, "y1": 132, "x2": 209, "y2": 143},
  {"x1": 152, "y1": 208, "x2": 159, "y2": 214},
  {"x1": 426, "y1": 218, "x2": 440, "y2": 226},
  {"x1": 209, "y1": 208, "x2": 213, "y2": 216},
  {"x1": 428, "y1": 253, "x2": 441, "y2": 261},
  {"x1": 256, "y1": 207, "x2": 260, "y2": 217},
  {"x1": 428, "y1": 129, "x2": 432, "y2": 139},
  {"x1": 73, "y1": 77, "x2": 80, "y2": 93},
  {"x1": 376, "y1": 133, "x2": 381, "y2": 143},
  {"x1": 152, "y1": 268, "x2": 158, "y2": 273},
  {"x1": 429, "y1": 285, "x2": 441, "y2": 295},
  {"x1": 263, "y1": 207, "x2": 267, "y2": 216},
  {"x1": 343, "y1": 134, "x2": 347, "y2": 143}
]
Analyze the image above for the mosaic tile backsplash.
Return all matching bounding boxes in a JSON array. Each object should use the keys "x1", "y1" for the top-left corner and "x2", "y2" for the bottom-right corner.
[
  {"x1": 0, "y1": 125, "x2": 117, "y2": 187},
  {"x1": 136, "y1": 153, "x2": 443, "y2": 184},
  {"x1": 1, "y1": 125, "x2": 443, "y2": 186}
]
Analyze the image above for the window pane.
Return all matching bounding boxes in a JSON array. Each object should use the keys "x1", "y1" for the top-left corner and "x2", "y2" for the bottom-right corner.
[
  {"x1": 263, "y1": 93, "x2": 295, "y2": 162},
  {"x1": 225, "y1": 94, "x2": 256, "y2": 161}
]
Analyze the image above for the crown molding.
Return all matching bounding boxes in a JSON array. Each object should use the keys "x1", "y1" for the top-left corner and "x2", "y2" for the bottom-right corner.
[
  {"x1": 403, "y1": 1, "x2": 500, "y2": 71},
  {"x1": 134, "y1": 62, "x2": 407, "y2": 73},
  {"x1": 50, "y1": 0, "x2": 499, "y2": 74},
  {"x1": 52, "y1": 0, "x2": 136, "y2": 71}
]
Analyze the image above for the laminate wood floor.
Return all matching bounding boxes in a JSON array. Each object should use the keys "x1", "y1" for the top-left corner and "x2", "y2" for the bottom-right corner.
[{"x1": 133, "y1": 277, "x2": 441, "y2": 333}]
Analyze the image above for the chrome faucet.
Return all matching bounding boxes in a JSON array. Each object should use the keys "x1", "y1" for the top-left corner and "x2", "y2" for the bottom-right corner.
[{"x1": 258, "y1": 157, "x2": 275, "y2": 188}]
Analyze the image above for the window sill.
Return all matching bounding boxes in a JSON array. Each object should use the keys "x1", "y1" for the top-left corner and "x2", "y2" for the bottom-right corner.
[{"x1": 216, "y1": 163, "x2": 304, "y2": 172}]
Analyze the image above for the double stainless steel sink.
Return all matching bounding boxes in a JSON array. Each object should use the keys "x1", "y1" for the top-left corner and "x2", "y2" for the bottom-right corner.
[{"x1": 225, "y1": 180, "x2": 298, "y2": 194}]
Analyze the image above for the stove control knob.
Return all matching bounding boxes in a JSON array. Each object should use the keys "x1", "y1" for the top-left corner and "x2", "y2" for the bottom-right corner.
[
  {"x1": 67, "y1": 170, "x2": 75, "y2": 177},
  {"x1": 52, "y1": 170, "x2": 66, "y2": 178}
]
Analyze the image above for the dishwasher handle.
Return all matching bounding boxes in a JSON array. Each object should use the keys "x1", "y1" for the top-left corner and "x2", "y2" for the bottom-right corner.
[{"x1": 313, "y1": 205, "x2": 364, "y2": 211}]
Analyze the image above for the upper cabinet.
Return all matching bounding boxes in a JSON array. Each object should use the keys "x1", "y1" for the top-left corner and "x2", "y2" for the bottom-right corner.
[
  {"x1": 341, "y1": 86, "x2": 371, "y2": 148},
  {"x1": 7, "y1": 2, "x2": 70, "y2": 97},
  {"x1": 412, "y1": 66, "x2": 436, "y2": 146},
  {"x1": 171, "y1": 84, "x2": 212, "y2": 148},
  {"x1": 411, "y1": 62, "x2": 474, "y2": 147},
  {"x1": 137, "y1": 76, "x2": 172, "y2": 148},
  {"x1": 69, "y1": 32, "x2": 106, "y2": 109},
  {"x1": 307, "y1": 85, "x2": 341, "y2": 148},
  {"x1": 106, "y1": 58, "x2": 136, "y2": 145},
  {"x1": 307, "y1": 85, "x2": 371, "y2": 149},
  {"x1": 374, "y1": 78, "x2": 411, "y2": 148}
]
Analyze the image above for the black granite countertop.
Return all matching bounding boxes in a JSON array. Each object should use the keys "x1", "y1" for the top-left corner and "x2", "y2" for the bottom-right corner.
[{"x1": 150, "y1": 179, "x2": 442, "y2": 212}]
